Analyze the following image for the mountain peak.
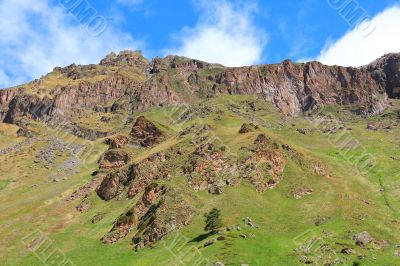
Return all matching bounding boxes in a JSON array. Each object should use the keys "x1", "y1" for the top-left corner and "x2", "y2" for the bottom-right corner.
[{"x1": 99, "y1": 50, "x2": 149, "y2": 68}]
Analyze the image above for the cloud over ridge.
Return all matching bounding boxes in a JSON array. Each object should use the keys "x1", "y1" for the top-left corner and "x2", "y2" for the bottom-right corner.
[
  {"x1": 317, "y1": 5, "x2": 400, "y2": 67},
  {"x1": 168, "y1": 0, "x2": 267, "y2": 67}
]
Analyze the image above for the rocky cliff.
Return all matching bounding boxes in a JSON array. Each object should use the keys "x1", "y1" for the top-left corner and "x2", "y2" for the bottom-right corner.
[{"x1": 0, "y1": 51, "x2": 399, "y2": 126}]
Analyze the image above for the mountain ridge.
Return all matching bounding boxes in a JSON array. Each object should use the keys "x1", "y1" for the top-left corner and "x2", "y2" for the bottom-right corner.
[{"x1": 1, "y1": 51, "x2": 399, "y2": 128}]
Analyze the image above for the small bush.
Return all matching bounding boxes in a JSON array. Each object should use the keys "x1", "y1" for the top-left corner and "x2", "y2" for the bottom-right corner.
[{"x1": 204, "y1": 208, "x2": 223, "y2": 232}]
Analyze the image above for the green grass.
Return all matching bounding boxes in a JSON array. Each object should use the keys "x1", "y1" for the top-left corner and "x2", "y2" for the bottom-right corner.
[{"x1": 0, "y1": 180, "x2": 10, "y2": 191}]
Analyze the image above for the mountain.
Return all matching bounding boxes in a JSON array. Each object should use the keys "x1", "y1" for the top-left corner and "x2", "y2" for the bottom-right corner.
[{"x1": 0, "y1": 51, "x2": 399, "y2": 266}]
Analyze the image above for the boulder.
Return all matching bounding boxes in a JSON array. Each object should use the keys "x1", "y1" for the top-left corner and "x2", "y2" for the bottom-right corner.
[
  {"x1": 341, "y1": 247, "x2": 356, "y2": 255},
  {"x1": 354, "y1": 231, "x2": 374, "y2": 247},
  {"x1": 204, "y1": 239, "x2": 215, "y2": 247},
  {"x1": 293, "y1": 187, "x2": 314, "y2": 199}
]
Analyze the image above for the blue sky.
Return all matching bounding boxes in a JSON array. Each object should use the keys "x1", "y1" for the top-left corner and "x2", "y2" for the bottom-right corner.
[{"x1": 0, "y1": 0, "x2": 400, "y2": 88}]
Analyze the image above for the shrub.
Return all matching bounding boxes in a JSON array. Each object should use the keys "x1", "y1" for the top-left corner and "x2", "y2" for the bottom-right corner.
[{"x1": 204, "y1": 208, "x2": 223, "y2": 232}]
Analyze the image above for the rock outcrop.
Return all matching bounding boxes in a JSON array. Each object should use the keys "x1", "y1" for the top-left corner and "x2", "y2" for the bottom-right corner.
[
  {"x1": 101, "y1": 183, "x2": 167, "y2": 244},
  {"x1": 130, "y1": 116, "x2": 165, "y2": 147},
  {"x1": 1, "y1": 52, "x2": 400, "y2": 129},
  {"x1": 99, "y1": 150, "x2": 130, "y2": 169},
  {"x1": 367, "y1": 53, "x2": 400, "y2": 98},
  {"x1": 238, "y1": 134, "x2": 286, "y2": 192},
  {"x1": 4, "y1": 94, "x2": 54, "y2": 123},
  {"x1": 105, "y1": 135, "x2": 130, "y2": 149},
  {"x1": 101, "y1": 182, "x2": 195, "y2": 248}
]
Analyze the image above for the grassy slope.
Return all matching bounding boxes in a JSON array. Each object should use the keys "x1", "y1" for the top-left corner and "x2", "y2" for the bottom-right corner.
[{"x1": 0, "y1": 95, "x2": 399, "y2": 266}]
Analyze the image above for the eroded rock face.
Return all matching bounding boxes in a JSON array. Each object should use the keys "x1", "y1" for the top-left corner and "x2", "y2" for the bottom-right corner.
[
  {"x1": 130, "y1": 116, "x2": 165, "y2": 147},
  {"x1": 101, "y1": 183, "x2": 167, "y2": 244},
  {"x1": 105, "y1": 135, "x2": 131, "y2": 149},
  {"x1": 53, "y1": 74, "x2": 139, "y2": 111},
  {"x1": 127, "y1": 152, "x2": 169, "y2": 198},
  {"x1": 1, "y1": 53, "x2": 400, "y2": 127},
  {"x1": 99, "y1": 150, "x2": 130, "y2": 169},
  {"x1": 213, "y1": 60, "x2": 386, "y2": 115},
  {"x1": 367, "y1": 53, "x2": 400, "y2": 98},
  {"x1": 238, "y1": 134, "x2": 286, "y2": 192},
  {"x1": 96, "y1": 169, "x2": 132, "y2": 201},
  {"x1": 100, "y1": 50, "x2": 149, "y2": 72},
  {"x1": 96, "y1": 151, "x2": 171, "y2": 201},
  {"x1": 4, "y1": 95, "x2": 54, "y2": 123},
  {"x1": 183, "y1": 143, "x2": 237, "y2": 193},
  {"x1": 1, "y1": 74, "x2": 140, "y2": 125},
  {"x1": 132, "y1": 188, "x2": 195, "y2": 250}
]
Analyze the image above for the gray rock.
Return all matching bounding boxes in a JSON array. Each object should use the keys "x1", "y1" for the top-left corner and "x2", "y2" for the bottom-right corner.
[
  {"x1": 299, "y1": 255, "x2": 312, "y2": 264},
  {"x1": 204, "y1": 239, "x2": 215, "y2": 247},
  {"x1": 341, "y1": 247, "x2": 356, "y2": 255},
  {"x1": 353, "y1": 231, "x2": 374, "y2": 246},
  {"x1": 214, "y1": 262, "x2": 224, "y2": 266}
]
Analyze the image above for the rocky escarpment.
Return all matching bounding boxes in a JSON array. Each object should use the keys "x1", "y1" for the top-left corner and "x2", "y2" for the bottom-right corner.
[
  {"x1": 0, "y1": 73, "x2": 141, "y2": 124},
  {"x1": 1, "y1": 52, "x2": 399, "y2": 129},
  {"x1": 366, "y1": 53, "x2": 400, "y2": 98},
  {"x1": 212, "y1": 60, "x2": 387, "y2": 115}
]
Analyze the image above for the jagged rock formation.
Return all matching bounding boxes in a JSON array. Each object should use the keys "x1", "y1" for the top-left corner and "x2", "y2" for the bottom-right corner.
[
  {"x1": 238, "y1": 134, "x2": 287, "y2": 192},
  {"x1": 130, "y1": 116, "x2": 165, "y2": 147},
  {"x1": 1, "y1": 52, "x2": 399, "y2": 131},
  {"x1": 99, "y1": 150, "x2": 130, "y2": 169},
  {"x1": 366, "y1": 53, "x2": 400, "y2": 98}
]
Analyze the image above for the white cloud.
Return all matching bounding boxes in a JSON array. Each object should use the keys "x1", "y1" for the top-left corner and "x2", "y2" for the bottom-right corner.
[
  {"x1": 317, "y1": 5, "x2": 400, "y2": 66},
  {"x1": 168, "y1": 0, "x2": 267, "y2": 67},
  {"x1": 0, "y1": 0, "x2": 141, "y2": 88}
]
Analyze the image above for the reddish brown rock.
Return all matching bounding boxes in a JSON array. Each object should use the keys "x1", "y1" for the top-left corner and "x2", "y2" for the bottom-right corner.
[
  {"x1": 130, "y1": 116, "x2": 165, "y2": 147},
  {"x1": 99, "y1": 150, "x2": 130, "y2": 169},
  {"x1": 67, "y1": 174, "x2": 106, "y2": 203},
  {"x1": 1, "y1": 53, "x2": 400, "y2": 125},
  {"x1": 239, "y1": 123, "x2": 259, "y2": 134},
  {"x1": 105, "y1": 135, "x2": 131, "y2": 149},
  {"x1": 101, "y1": 183, "x2": 167, "y2": 244},
  {"x1": 239, "y1": 134, "x2": 286, "y2": 193},
  {"x1": 96, "y1": 169, "x2": 132, "y2": 201}
]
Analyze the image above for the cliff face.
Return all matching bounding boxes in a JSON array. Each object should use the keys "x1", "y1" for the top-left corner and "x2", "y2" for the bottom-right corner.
[
  {"x1": 211, "y1": 60, "x2": 386, "y2": 115},
  {"x1": 0, "y1": 51, "x2": 399, "y2": 125},
  {"x1": 366, "y1": 53, "x2": 400, "y2": 98}
]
